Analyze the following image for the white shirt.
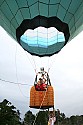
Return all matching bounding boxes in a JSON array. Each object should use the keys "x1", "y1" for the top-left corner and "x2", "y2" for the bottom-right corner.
[{"x1": 49, "y1": 117, "x2": 56, "y2": 125}]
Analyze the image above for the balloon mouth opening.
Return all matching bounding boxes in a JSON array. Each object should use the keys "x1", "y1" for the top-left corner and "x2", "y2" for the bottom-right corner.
[
  {"x1": 20, "y1": 26, "x2": 65, "y2": 48},
  {"x1": 16, "y1": 15, "x2": 70, "y2": 56}
]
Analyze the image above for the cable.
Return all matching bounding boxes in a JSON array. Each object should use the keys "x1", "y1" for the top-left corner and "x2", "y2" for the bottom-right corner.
[
  {"x1": 0, "y1": 78, "x2": 28, "y2": 85},
  {"x1": 25, "y1": 51, "x2": 37, "y2": 74},
  {"x1": 0, "y1": 77, "x2": 31, "y2": 99},
  {"x1": 14, "y1": 43, "x2": 31, "y2": 98},
  {"x1": 24, "y1": 28, "x2": 38, "y2": 74},
  {"x1": 17, "y1": 83, "x2": 30, "y2": 98},
  {"x1": 33, "y1": 88, "x2": 48, "y2": 125},
  {"x1": 47, "y1": 54, "x2": 57, "y2": 74}
]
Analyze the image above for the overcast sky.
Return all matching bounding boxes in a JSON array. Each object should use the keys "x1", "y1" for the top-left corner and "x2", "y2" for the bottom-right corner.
[{"x1": 0, "y1": 26, "x2": 83, "y2": 118}]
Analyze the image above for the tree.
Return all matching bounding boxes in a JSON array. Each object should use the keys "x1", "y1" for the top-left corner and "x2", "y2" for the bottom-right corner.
[
  {"x1": 35, "y1": 111, "x2": 48, "y2": 125},
  {"x1": 0, "y1": 99, "x2": 21, "y2": 125},
  {"x1": 24, "y1": 110, "x2": 35, "y2": 125}
]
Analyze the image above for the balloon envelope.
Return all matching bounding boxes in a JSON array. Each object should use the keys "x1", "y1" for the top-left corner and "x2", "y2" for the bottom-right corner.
[{"x1": 0, "y1": 0, "x2": 83, "y2": 56}]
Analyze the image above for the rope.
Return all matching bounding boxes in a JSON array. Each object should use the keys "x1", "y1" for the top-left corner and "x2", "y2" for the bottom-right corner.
[
  {"x1": 47, "y1": 54, "x2": 57, "y2": 74},
  {"x1": 33, "y1": 88, "x2": 48, "y2": 125},
  {"x1": 17, "y1": 83, "x2": 29, "y2": 98},
  {"x1": 15, "y1": 44, "x2": 30, "y2": 98},
  {"x1": 0, "y1": 78, "x2": 28, "y2": 85},
  {"x1": 24, "y1": 38, "x2": 56, "y2": 76},
  {"x1": 25, "y1": 29, "x2": 38, "y2": 74},
  {"x1": 25, "y1": 51, "x2": 37, "y2": 74}
]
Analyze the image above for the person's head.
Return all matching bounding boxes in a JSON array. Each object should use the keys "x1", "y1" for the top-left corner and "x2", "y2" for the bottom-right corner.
[
  {"x1": 39, "y1": 78, "x2": 43, "y2": 83},
  {"x1": 40, "y1": 67, "x2": 44, "y2": 72},
  {"x1": 49, "y1": 111, "x2": 54, "y2": 117}
]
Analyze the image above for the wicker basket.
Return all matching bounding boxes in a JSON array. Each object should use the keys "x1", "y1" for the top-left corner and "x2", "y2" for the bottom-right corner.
[{"x1": 29, "y1": 85, "x2": 54, "y2": 109}]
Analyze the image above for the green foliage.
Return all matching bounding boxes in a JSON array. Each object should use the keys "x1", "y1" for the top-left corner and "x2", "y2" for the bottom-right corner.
[
  {"x1": 24, "y1": 110, "x2": 48, "y2": 125},
  {"x1": 0, "y1": 99, "x2": 21, "y2": 125},
  {"x1": 1, "y1": 99, "x2": 83, "y2": 125},
  {"x1": 24, "y1": 110, "x2": 35, "y2": 125},
  {"x1": 23, "y1": 109, "x2": 83, "y2": 125},
  {"x1": 35, "y1": 111, "x2": 48, "y2": 125},
  {"x1": 54, "y1": 109, "x2": 83, "y2": 125}
]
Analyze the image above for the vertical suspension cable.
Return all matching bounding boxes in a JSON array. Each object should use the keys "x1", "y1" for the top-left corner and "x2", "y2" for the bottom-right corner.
[
  {"x1": 15, "y1": 43, "x2": 18, "y2": 83},
  {"x1": 15, "y1": 43, "x2": 29, "y2": 98},
  {"x1": 47, "y1": 29, "x2": 58, "y2": 72},
  {"x1": 33, "y1": 89, "x2": 48, "y2": 125},
  {"x1": 25, "y1": 29, "x2": 37, "y2": 74},
  {"x1": 47, "y1": 28, "x2": 50, "y2": 74},
  {"x1": 32, "y1": 56, "x2": 38, "y2": 74},
  {"x1": 25, "y1": 51, "x2": 37, "y2": 74},
  {"x1": 46, "y1": 1, "x2": 50, "y2": 73}
]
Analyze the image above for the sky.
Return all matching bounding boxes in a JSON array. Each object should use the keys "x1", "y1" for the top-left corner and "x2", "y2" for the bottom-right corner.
[{"x1": 0, "y1": 26, "x2": 83, "y2": 119}]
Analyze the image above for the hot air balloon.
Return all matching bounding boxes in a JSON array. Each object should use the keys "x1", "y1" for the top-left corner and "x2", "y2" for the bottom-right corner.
[
  {"x1": 0, "y1": 0, "x2": 83, "y2": 111},
  {"x1": 0, "y1": 0, "x2": 83, "y2": 57}
]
